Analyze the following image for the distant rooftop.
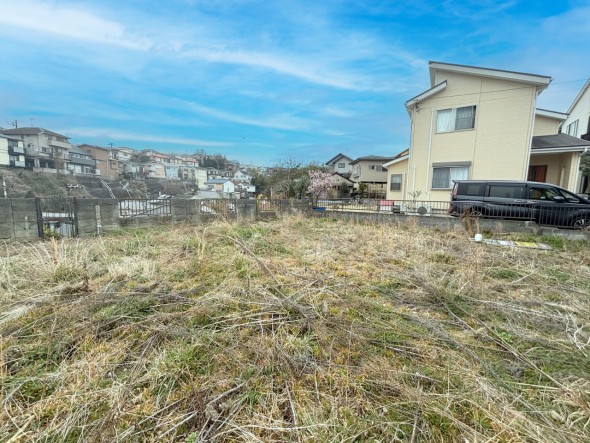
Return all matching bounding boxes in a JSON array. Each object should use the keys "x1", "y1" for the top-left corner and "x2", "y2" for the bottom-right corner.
[{"x1": 0, "y1": 127, "x2": 70, "y2": 139}]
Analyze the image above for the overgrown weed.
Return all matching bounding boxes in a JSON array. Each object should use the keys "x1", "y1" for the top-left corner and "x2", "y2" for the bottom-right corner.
[{"x1": 1, "y1": 217, "x2": 589, "y2": 441}]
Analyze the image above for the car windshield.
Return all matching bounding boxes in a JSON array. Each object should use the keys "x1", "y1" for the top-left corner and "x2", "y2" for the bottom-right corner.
[{"x1": 558, "y1": 189, "x2": 582, "y2": 203}]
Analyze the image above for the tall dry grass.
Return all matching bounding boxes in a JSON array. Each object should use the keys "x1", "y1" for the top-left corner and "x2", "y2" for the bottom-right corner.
[{"x1": 1, "y1": 216, "x2": 589, "y2": 442}]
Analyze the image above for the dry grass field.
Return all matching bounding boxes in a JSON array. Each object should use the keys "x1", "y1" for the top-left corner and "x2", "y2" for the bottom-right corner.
[{"x1": 1, "y1": 216, "x2": 589, "y2": 442}]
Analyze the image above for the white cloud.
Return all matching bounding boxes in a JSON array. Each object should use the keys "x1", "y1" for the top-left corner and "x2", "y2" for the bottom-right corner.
[
  {"x1": 65, "y1": 127, "x2": 232, "y2": 147},
  {"x1": 0, "y1": 1, "x2": 151, "y2": 50},
  {"x1": 0, "y1": 0, "x2": 410, "y2": 92},
  {"x1": 181, "y1": 100, "x2": 313, "y2": 131}
]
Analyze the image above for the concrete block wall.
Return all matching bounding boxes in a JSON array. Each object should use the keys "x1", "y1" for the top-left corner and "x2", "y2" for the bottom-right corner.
[
  {"x1": 171, "y1": 199, "x2": 201, "y2": 224},
  {"x1": 75, "y1": 198, "x2": 120, "y2": 236},
  {"x1": 0, "y1": 199, "x2": 39, "y2": 241}
]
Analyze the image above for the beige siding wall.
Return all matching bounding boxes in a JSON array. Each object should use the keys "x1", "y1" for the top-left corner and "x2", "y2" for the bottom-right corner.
[
  {"x1": 563, "y1": 86, "x2": 590, "y2": 138},
  {"x1": 0, "y1": 138, "x2": 9, "y2": 166},
  {"x1": 385, "y1": 159, "x2": 408, "y2": 200},
  {"x1": 352, "y1": 161, "x2": 389, "y2": 183},
  {"x1": 529, "y1": 152, "x2": 580, "y2": 190},
  {"x1": 408, "y1": 72, "x2": 537, "y2": 201},
  {"x1": 533, "y1": 115, "x2": 561, "y2": 136}
]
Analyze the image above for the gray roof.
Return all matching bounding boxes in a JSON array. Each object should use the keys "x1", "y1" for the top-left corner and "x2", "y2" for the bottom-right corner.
[
  {"x1": 192, "y1": 190, "x2": 222, "y2": 199},
  {"x1": 325, "y1": 153, "x2": 354, "y2": 165},
  {"x1": 532, "y1": 133, "x2": 590, "y2": 150},
  {"x1": 0, "y1": 127, "x2": 70, "y2": 139},
  {"x1": 206, "y1": 178, "x2": 232, "y2": 184},
  {"x1": 350, "y1": 155, "x2": 395, "y2": 165}
]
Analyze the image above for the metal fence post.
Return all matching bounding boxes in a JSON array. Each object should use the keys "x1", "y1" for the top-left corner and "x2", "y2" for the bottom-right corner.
[{"x1": 35, "y1": 197, "x2": 44, "y2": 239}]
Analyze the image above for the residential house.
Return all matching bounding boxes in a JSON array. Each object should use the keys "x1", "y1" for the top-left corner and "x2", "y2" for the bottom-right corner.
[
  {"x1": 165, "y1": 164, "x2": 181, "y2": 179},
  {"x1": 147, "y1": 162, "x2": 166, "y2": 179},
  {"x1": 529, "y1": 133, "x2": 590, "y2": 190},
  {"x1": 560, "y1": 78, "x2": 590, "y2": 191},
  {"x1": 234, "y1": 182, "x2": 256, "y2": 198},
  {"x1": 0, "y1": 135, "x2": 25, "y2": 168},
  {"x1": 233, "y1": 169, "x2": 252, "y2": 182},
  {"x1": 67, "y1": 145, "x2": 97, "y2": 175},
  {"x1": 562, "y1": 78, "x2": 590, "y2": 141},
  {"x1": 385, "y1": 61, "x2": 560, "y2": 202},
  {"x1": 325, "y1": 153, "x2": 354, "y2": 176},
  {"x1": 350, "y1": 155, "x2": 395, "y2": 198},
  {"x1": 79, "y1": 144, "x2": 122, "y2": 179},
  {"x1": 331, "y1": 172, "x2": 355, "y2": 197},
  {"x1": 194, "y1": 167, "x2": 208, "y2": 189},
  {"x1": 111, "y1": 147, "x2": 136, "y2": 162},
  {"x1": 204, "y1": 178, "x2": 235, "y2": 194},
  {"x1": 0, "y1": 127, "x2": 72, "y2": 171}
]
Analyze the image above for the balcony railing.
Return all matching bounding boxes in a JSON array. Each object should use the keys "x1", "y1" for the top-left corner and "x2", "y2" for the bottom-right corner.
[
  {"x1": 8, "y1": 145, "x2": 25, "y2": 154},
  {"x1": 48, "y1": 139, "x2": 71, "y2": 149}
]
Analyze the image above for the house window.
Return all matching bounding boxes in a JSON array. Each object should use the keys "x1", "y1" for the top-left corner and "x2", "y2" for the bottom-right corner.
[
  {"x1": 436, "y1": 106, "x2": 476, "y2": 132},
  {"x1": 566, "y1": 119, "x2": 579, "y2": 137},
  {"x1": 390, "y1": 174, "x2": 402, "y2": 191},
  {"x1": 432, "y1": 166, "x2": 468, "y2": 189},
  {"x1": 337, "y1": 162, "x2": 345, "y2": 168}
]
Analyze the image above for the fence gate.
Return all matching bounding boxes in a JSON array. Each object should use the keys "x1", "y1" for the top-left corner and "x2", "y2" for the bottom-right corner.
[{"x1": 36, "y1": 197, "x2": 78, "y2": 239}]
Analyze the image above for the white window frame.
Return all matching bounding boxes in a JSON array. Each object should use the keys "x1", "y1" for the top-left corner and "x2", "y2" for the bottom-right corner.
[
  {"x1": 436, "y1": 105, "x2": 477, "y2": 133},
  {"x1": 566, "y1": 119, "x2": 579, "y2": 137},
  {"x1": 431, "y1": 166, "x2": 469, "y2": 189},
  {"x1": 390, "y1": 174, "x2": 402, "y2": 192},
  {"x1": 337, "y1": 162, "x2": 345, "y2": 169}
]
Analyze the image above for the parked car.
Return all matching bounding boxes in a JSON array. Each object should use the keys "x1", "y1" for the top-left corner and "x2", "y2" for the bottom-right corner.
[{"x1": 450, "y1": 180, "x2": 590, "y2": 229}]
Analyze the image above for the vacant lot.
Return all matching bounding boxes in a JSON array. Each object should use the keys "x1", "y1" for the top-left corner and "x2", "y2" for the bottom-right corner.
[{"x1": 1, "y1": 217, "x2": 589, "y2": 442}]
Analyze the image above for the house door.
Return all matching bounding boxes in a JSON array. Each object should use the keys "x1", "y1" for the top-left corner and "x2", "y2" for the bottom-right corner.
[{"x1": 527, "y1": 165, "x2": 547, "y2": 182}]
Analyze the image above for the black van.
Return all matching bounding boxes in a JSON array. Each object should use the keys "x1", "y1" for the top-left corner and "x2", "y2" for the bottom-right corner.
[{"x1": 450, "y1": 180, "x2": 590, "y2": 229}]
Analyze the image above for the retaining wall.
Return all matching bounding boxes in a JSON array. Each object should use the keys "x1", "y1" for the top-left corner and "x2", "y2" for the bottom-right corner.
[{"x1": 1, "y1": 198, "x2": 588, "y2": 242}]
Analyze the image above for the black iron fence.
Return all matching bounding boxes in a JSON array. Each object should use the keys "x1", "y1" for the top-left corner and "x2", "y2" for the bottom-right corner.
[
  {"x1": 257, "y1": 199, "x2": 289, "y2": 212},
  {"x1": 311, "y1": 198, "x2": 590, "y2": 229},
  {"x1": 119, "y1": 199, "x2": 171, "y2": 218},
  {"x1": 314, "y1": 198, "x2": 451, "y2": 216},
  {"x1": 198, "y1": 199, "x2": 236, "y2": 216},
  {"x1": 449, "y1": 200, "x2": 590, "y2": 229}
]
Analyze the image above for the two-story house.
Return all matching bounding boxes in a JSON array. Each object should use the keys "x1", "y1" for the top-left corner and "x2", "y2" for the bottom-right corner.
[
  {"x1": 204, "y1": 178, "x2": 235, "y2": 194},
  {"x1": 562, "y1": 78, "x2": 590, "y2": 142},
  {"x1": 66, "y1": 145, "x2": 97, "y2": 175},
  {"x1": 384, "y1": 62, "x2": 590, "y2": 202},
  {"x1": 0, "y1": 135, "x2": 26, "y2": 168},
  {"x1": 79, "y1": 144, "x2": 123, "y2": 179},
  {"x1": 350, "y1": 155, "x2": 395, "y2": 198},
  {"x1": 325, "y1": 153, "x2": 354, "y2": 176},
  {"x1": 0, "y1": 127, "x2": 72, "y2": 171}
]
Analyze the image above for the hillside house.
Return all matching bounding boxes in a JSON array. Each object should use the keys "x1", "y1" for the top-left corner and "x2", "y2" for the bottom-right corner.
[
  {"x1": 0, "y1": 135, "x2": 25, "y2": 168},
  {"x1": 0, "y1": 127, "x2": 72, "y2": 171}
]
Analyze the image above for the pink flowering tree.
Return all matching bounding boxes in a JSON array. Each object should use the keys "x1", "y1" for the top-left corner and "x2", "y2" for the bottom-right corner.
[{"x1": 307, "y1": 170, "x2": 333, "y2": 206}]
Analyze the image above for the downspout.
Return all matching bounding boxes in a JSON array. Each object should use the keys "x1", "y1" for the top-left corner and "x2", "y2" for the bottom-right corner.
[
  {"x1": 406, "y1": 106, "x2": 415, "y2": 200},
  {"x1": 524, "y1": 89, "x2": 540, "y2": 180},
  {"x1": 424, "y1": 108, "x2": 435, "y2": 201}
]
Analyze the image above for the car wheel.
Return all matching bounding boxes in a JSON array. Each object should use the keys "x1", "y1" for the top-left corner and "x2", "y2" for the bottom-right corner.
[{"x1": 572, "y1": 217, "x2": 590, "y2": 229}]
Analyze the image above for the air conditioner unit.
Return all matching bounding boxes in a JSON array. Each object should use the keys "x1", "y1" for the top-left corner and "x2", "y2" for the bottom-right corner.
[{"x1": 416, "y1": 204, "x2": 432, "y2": 216}]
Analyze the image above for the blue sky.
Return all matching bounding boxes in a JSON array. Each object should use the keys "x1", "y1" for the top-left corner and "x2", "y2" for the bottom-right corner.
[{"x1": 0, "y1": 0, "x2": 589, "y2": 165}]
